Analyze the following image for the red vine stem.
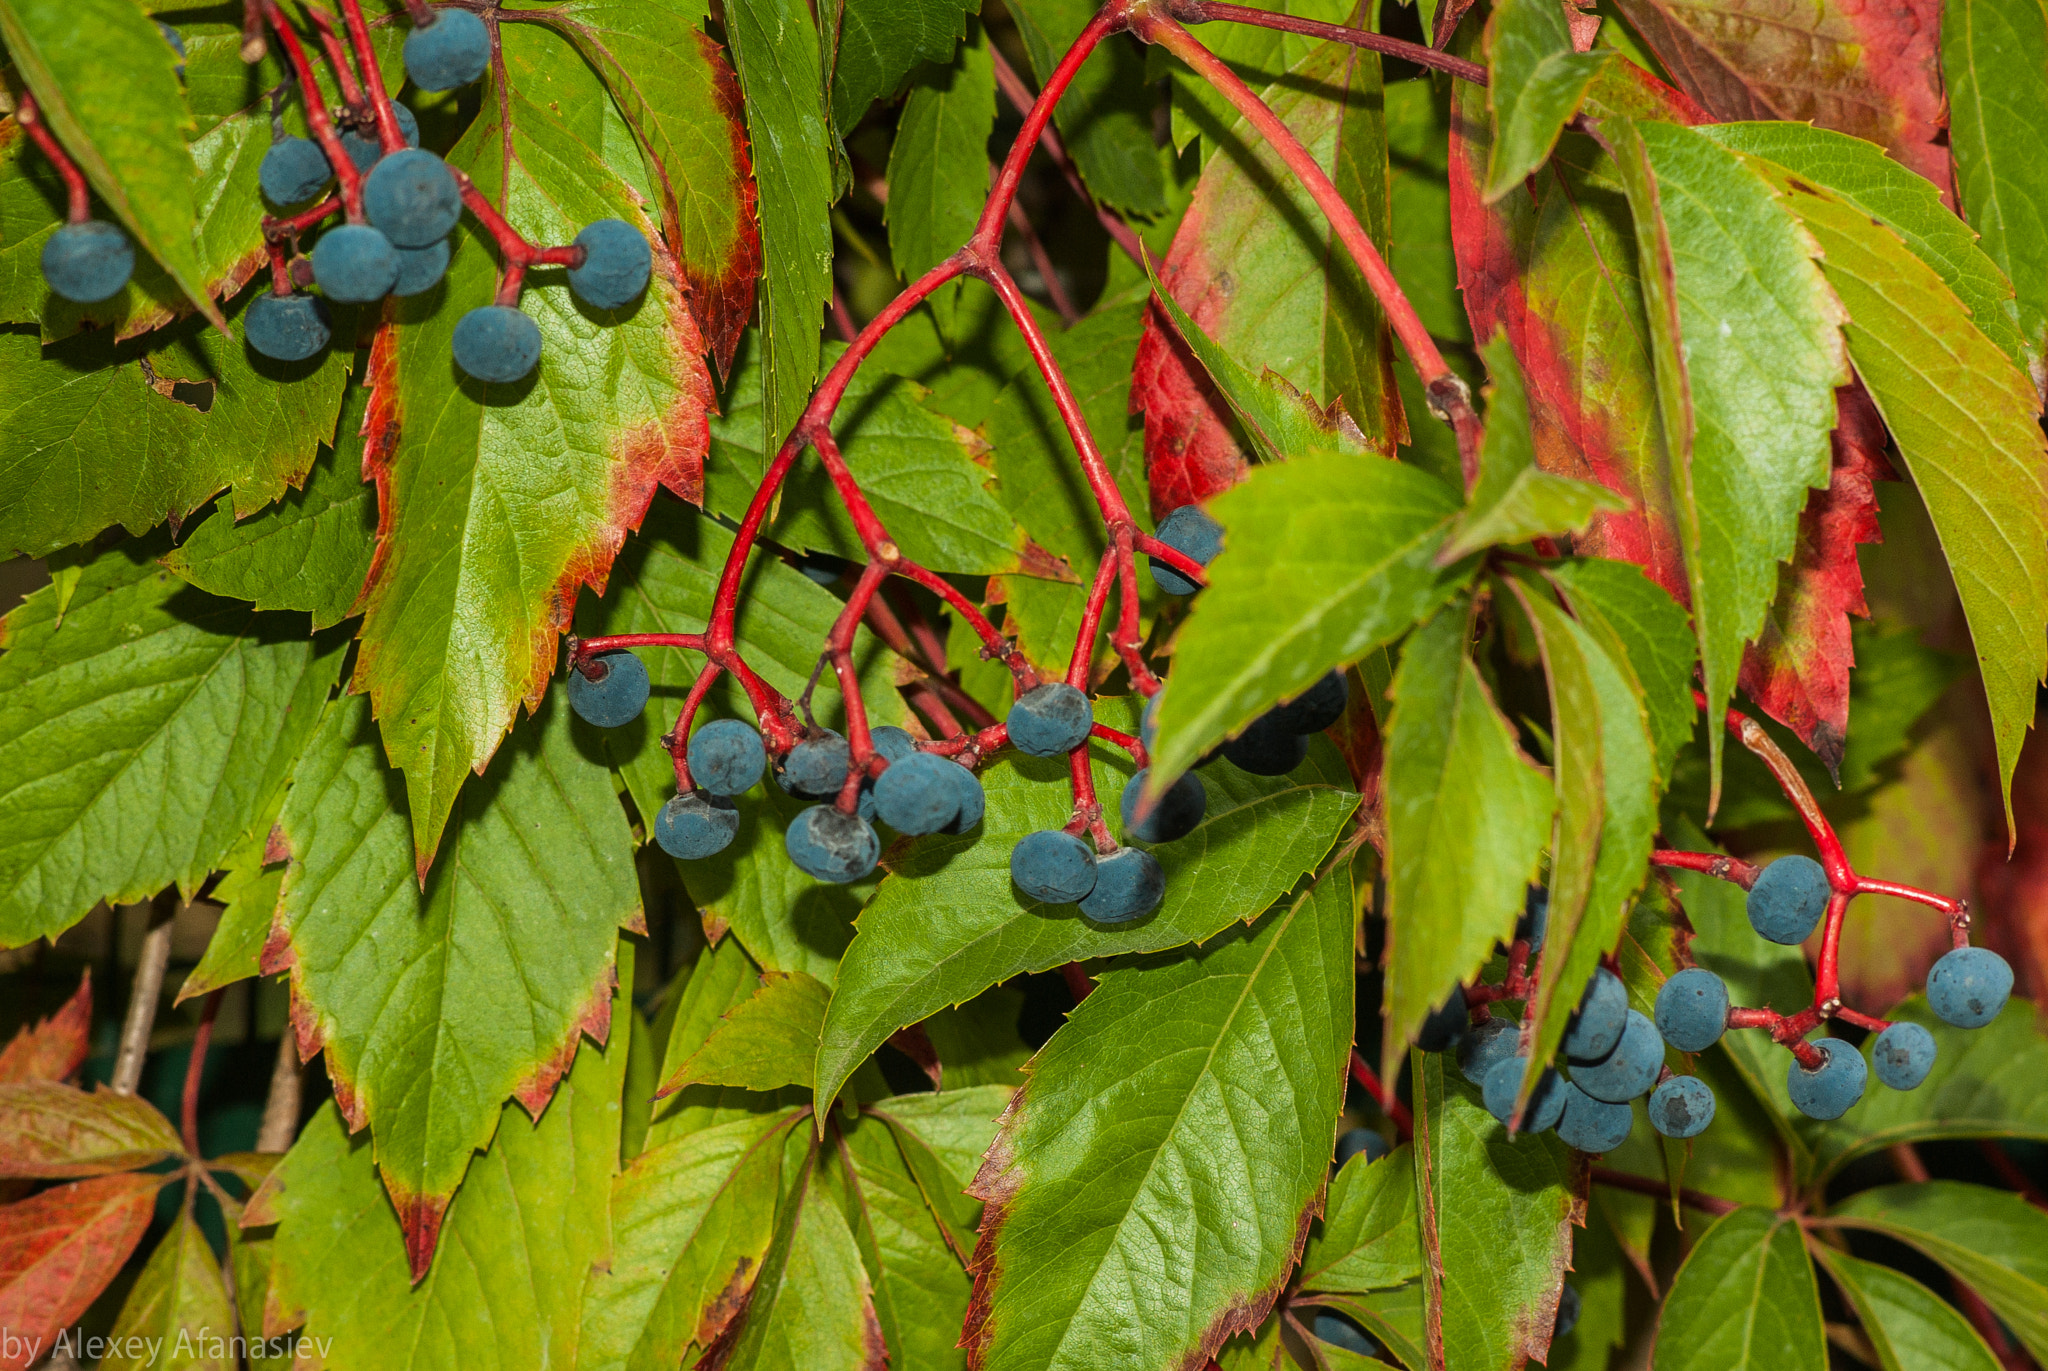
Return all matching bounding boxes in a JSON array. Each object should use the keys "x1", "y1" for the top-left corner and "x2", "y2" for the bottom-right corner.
[
  {"x1": 1185, "y1": 0, "x2": 1491, "y2": 83},
  {"x1": 337, "y1": 0, "x2": 408, "y2": 152},
  {"x1": 14, "y1": 95, "x2": 91, "y2": 223},
  {"x1": 986, "y1": 44, "x2": 1147, "y2": 268},
  {"x1": 181, "y1": 989, "x2": 225, "y2": 1159},
  {"x1": 259, "y1": 0, "x2": 367, "y2": 219},
  {"x1": 1350, "y1": 1048, "x2": 1415, "y2": 1138},
  {"x1": 303, "y1": 6, "x2": 367, "y2": 113},
  {"x1": 1588, "y1": 1165, "x2": 1738, "y2": 1215}
]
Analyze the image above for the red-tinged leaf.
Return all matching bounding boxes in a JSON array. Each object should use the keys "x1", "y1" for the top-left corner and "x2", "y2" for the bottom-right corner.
[
  {"x1": 1607, "y1": 0, "x2": 1951, "y2": 190},
  {"x1": 1133, "y1": 37, "x2": 1399, "y2": 519},
  {"x1": 1976, "y1": 718, "x2": 2048, "y2": 1006},
  {"x1": 0, "y1": 1172, "x2": 163, "y2": 1368},
  {"x1": 0, "y1": 969, "x2": 88, "y2": 1083},
  {"x1": 0, "y1": 1081, "x2": 183, "y2": 1178},
  {"x1": 1737, "y1": 385, "x2": 1894, "y2": 776}
]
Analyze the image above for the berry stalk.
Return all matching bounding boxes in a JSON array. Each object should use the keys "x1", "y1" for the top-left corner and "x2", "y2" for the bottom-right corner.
[{"x1": 14, "y1": 95, "x2": 92, "y2": 223}]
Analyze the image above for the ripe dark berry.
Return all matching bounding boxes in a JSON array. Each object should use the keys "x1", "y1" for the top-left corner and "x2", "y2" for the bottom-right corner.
[
  {"x1": 1483, "y1": 1055, "x2": 1566, "y2": 1132},
  {"x1": 341, "y1": 101, "x2": 420, "y2": 174},
  {"x1": 453, "y1": 305, "x2": 542, "y2": 383},
  {"x1": 777, "y1": 732, "x2": 851, "y2": 800},
  {"x1": 873, "y1": 752, "x2": 961, "y2": 835},
  {"x1": 654, "y1": 790, "x2": 738, "y2": 860},
  {"x1": 1786, "y1": 1037, "x2": 1866, "y2": 1120},
  {"x1": 1079, "y1": 847, "x2": 1164, "y2": 923},
  {"x1": 260, "y1": 136, "x2": 332, "y2": 206},
  {"x1": 1334, "y1": 1127, "x2": 1388, "y2": 1169},
  {"x1": 1007, "y1": 683, "x2": 1092, "y2": 756},
  {"x1": 687, "y1": 719, "x2": 765, "y2": 797},
  {"x1": 1120, "y1": 768, "x2": 1206, "y2": 844},
  {"x1": 940, "y1": 764, "x2": 985, "y2": 835},
  {"x1": 1416, "y1": 986, "x2": 1467, "y2": 1053},
  {"x1": 785, "y1": 805, "x2": 879, "y2": 884},
  {"x1": 1746, "y1": 855, "x2": 1830, "y2": 945},
  {"x1": 1554, "y1": 1284, "x2": 1581, "y2": 1339},
  {"x1": 404, "y1": 6, "x2": 490, "y2": 90},
  {"x1": 1514, "y1": 885, "x2": 1549, "y2": 953},
  {"x1": 1270, "y1": 670, "x2": 1348, "y2": 734},
  {"x1": 1570, "y1": 1010, "x2": 1662, "y2": 1103},
  {"x1": 1872, "y1": 1022, "x2": 1935, "y2": 1089},
  {"x1": 1309, "y1": 1310, "x2": 1380, "y2": 1358},
  {"x1": 871, "y1": 726, "x2": 916, "y2": 763},
  {"x1": 363, "y1": 149, "x2": 462, "y2": 248},
  {"x1": 41, "y1": 221, "x2": 133, "y2": 303},
  {"x1": 311, "y1": 224, "x2": 399, "y2": 303},
  {"x1": 1654, "y1": 967, "x2": 1729, "y2": 1052},
  {"x1": 1926, "y1": 946, "x2": 2012, "y2": 1029},
  {"x1": 1647, "y1": 1075, "x2": 1716, "y2": 1138},
  {"x1": 1563, "y1": 967, "x2": 1628, "y2": 1063},
  {"x1": 1149, "y1": 504, "x2": 1222, "y2": 595},
  {"x1": 245, "y1": 292, "x2": 332, "y2": 362},
  {"x1": 391, "y1": 239, "x2": 451, "y2": 297},
  {"x1": 569, "y1": 218, "x2": 652, "y2": 310},
  {"x1": 1457, "y1": 1016, "x2": 1518, "y2": 1086},
  {"x1": 1011, "y1": 830, "x2": 1097, "y2": 904},
  {"x1": 566, "y1": 650, "x2": 648, "y2": 728},
  {"x1": 1220, "y1": 712, "x2": 1308, "y2": 776},
  {"x1": 1555, "y1": 1082, "x2": 1633, "y2": 1153}
]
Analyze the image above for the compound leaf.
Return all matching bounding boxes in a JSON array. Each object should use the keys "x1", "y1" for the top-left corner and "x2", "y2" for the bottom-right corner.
[
  {"x1": 717, "y1": 1151, "x2": 888, "y2": 1371},
  {"x1": 885, "y1": 19, "x2": 996, "y2": 291},
  {"x1": 1651, "y1": 1207, "x2": 1826, "y2": 1371},
  {"x1": 1545, "y1": 558, "x2": 1697, "y2": 785},
  {"x1": 827, "y1": 0, "x2": 977, "y2": 130},
  {"x1": 1812, "y1": 1247, "x2": 2002, "y2": 1371},
  {"x1": 0, "y1": 1082, "x2": 182, "y2": 1179},
  {"x1": 831, "y1": 1109, "x2": 975, "y2": 1371}
]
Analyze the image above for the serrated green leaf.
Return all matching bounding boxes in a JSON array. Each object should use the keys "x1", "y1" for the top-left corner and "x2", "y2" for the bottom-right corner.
[
  {"x1": 863, "y1": 1084, "x2": 1013, "y2": 1207},
  {"x1": 965, "y1": 873, "x2": 1353, "y2": 1371},
  {"x1": 1944, "y1": 0, "x2": 2048, "y2": 370},
  {"x1": 1007, "y1": 0, "x2": 1164, "y2": 217},
  {"x1": 661, "y1": 970, "x2": 831, "y2": 1095},
  {"x1": 885, "y1": 18, "x2": 995, "y2": 290},
  {"x1": 1811, "y1": 1247, "x2": 2002, "y2": 1371},
  {"x1": 719, "y1": 1148, "x2": 888, "y2": 1371},
  {"x1": 1150, "y1": 451, "x2": 1470, "y2": 783},
  {"x1": 272, "y1": 693, "x2": 639, "y2": 1242},
  {"x1": 1484, "y1": 0, "x2": 1612, "y2": 200},
  {"x1": 813, "y1": 731, "x2": 1358, "y2": 1110},
  {"x1": 828, "y1": 0, "x2": 977, "y2": 130},
  {"x1": 1605, "y1": 117, "x2": 1848, "y2": 806},
  {"x1": 100, "y1": 1212, "x2": 235, "y2": 1371},
  {"x1": 0, "y1": 540, "x2": 344, "y2": 949},
  {"x1": 1651, "y1": 1206, "x2": 1825, "y2": 1371},
  {"x1": 1411, "y1": 1051, "x2": 1582, "y2": 1371},
  {"x1": 1298, "y1": 1144, "x2": 1422, "y2": 1294},
  {"x1": 1543, "y1": 558, "x2": 1696, "y2": 785},
  {"x1": 1825, "y1": 1181, "x2": 2048, "y2": 1366},
  {"x1": 831, "y1": 1109, "x2": 974, "y2": 1371},
  {"x1": 1319, "y1": 1284, "x2": 1430, "y2": 1371},
  {"x1": 1383, "y1": 602, "x2": 1553, "y2": 1072}
]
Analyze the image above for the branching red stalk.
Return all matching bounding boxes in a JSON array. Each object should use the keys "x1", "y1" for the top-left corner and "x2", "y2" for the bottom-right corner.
[
  {"x1": 987, "y1": 44, "x2": 1147, "y2": 268},
  {"x1": 336, "y1": 0, "x2": 408, "y2": 152},
  {"x1": 304, "y1": 6, "x2": 367, "y2": 114},
  {"x1": 259, "y1": 0, "x2": 368, "y2": 219},
  {"x1": 182, "y1": 990, "x2": 225, "y2": 1159},
  {"x1": 1651, "y1": 848, "x2": 1762, "y2": 888},
  {"x1": 15, "y1": 95, "x2": 92, "y2": 223}
]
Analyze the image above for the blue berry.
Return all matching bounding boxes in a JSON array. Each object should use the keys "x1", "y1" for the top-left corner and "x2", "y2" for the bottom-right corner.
[
  {"x1": 1483, "y1": 1055, "x2": 1566, "y2": 1132},
  {"x1": 1007, "y1": 683, "x2": 1092, "y2": 756},
  {"x1": 1221, "y1": 712, "x2": 1308, "y2": 776},
  {"x1": 1570, "y1": 1010, "x2": 1663, "y2": 1103},
  {"x1": 785, "y1": 805, "x2": 879, "y2": 884},
  {"x1": 940, "y1": 764, "x2": 985, "y2": 835},
  {"x1": 1458, "y1": 1016, "x2": 1519, "y2": 1086},
  {"x1": 453, "y1": 305, "x2": 542, "y2": 383},
  {"x1": 687, "y1": 719, "x2": 765, "y2": 797},
  {"x1": 1926, "y1": 946, "x2": 2012, "y2": 1029},
  {"x1": 157, "y1": 20, "x2": 186, "y2": 66},
  {"x1": 244, "y1": 292, "x2": 331, "y2": 362},
  {"x1": 569, "y1": 218, "x2": 652, "y2": 310},
  {"x1": 341, "y1": 101, "x2": 419, "y2": 174},
  {"x1": 404, "y1": 6, "x2": 490, "y2": 90},
  {"x1": 41, "y1": 221, "x2": 133, "y2": 303},
  {"x1": 1515, "y1": 885, "x2": 1549, "y2": 953},
  {"x1": 1310, "y1": 1310, "x2": 1380, "y2": 1357},
  {"x1": 1747, "y1": 855, "x2": 1830, "y2": 945},
  {"x1": 1011, "y1": 830, "x2": 1097, "y2": 904},
  {"x1": 1079, "y1": 847, "x2": 1164, "y2": 923},
  {"x1": 792, "y1": 550, "x2": 847, "y2": 584},
  {"x1": 654, "y1": 790, "x2": 738, "y2": 860},
  {"x1": 1555, "y1": 1082, "x2": 1634, "y2": 1153},
  {"x1": 311, "y1": 224, "x2": 398, "y2": 303},
  {"x1": 1149, "y1": 504, "x2": 1222, "y2": 595},
  {"x1": 260, "y1": 136, "x2": 332, "y2": 206},
  {"x1": 391, "y1": 239, "x2": 451, "y2": 297},
  {"x1": 1786, "y1": 1037, "x2": 1867, "y2": 1120},
  {"x1": 777, "y1": 732, "x2": 851, "y2": 799},
  {"x1": 1416, "y1": 986, "x2": 1467, "y2": 1053},
  {"x1": 873, "y1": 752, "x2": 961, "y2": 835},
  {"x1": 1563, "y1": 967, "x2": 1628, "y2": 1063},
  {"x1": 870, "y1": 726, "x2": 916, "y2": 763},
  {"x1": 1271, "y1": 670, "x2": 1348, "y2": 734},
  {"x1": 363, "y1": 149, "x2": 462, "y2": 248},
  {"x1": 1647, "y1": 1075, "x2": 1716, "y2": 1138},
  {"x1": 1334, "y1": 1127, "x2": 1389, "y2": 1169},
  {"x1": 1554, "y1": 1284, "x2": 1581, "y2": 1339},
  {"x1": 565, "y1": 650, "x2": 649, "y2": 728},
  {"x1": 1655, "y1": 967, "x2": 1730, "y2": 1053},
  {"x1": 1872, "y1": 1022, "x2": 1936, "y2": 1090},
  {"x1": 1120, "y1": 768, "x2": 1206, "y2": 844}
]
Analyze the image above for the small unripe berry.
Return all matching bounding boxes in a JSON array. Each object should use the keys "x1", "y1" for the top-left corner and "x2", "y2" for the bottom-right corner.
[
  {"x1": 1562, "y1": 967, "x2": 1627, "y2": 1063},
  {"x1": 1309, "y1": 1310, "x2": 1380, "y2": 1357},
  {"x1": 1416, "y1": 986, "x2": 1467, "y2": 1053},
  {"x1": 245, "y1": 292, "x2": 331, "y2": 362},
  {"x1": 566, "y1": 650, "x2": 649, "y2": 728},
  {"x1": 1647, "y1": 1075, "x2": 1715, "y2": 1138},
  {"x1": 654, "y1": 790, "x2": 738, "y2": 860},
  {"x1": 1220, "y1": 712, "x2": 1308, "y2": 776},
  {"x1": 1483, "y1": 1055, "x2": 1566, "y2": 1132},
  {"x1": 391, "y1": 239, "x2": 451, "y2": 297},
  {"x1": 872, "y1": 752, "x2": 961, "y2": 835},
  {"x1": 1457, "y1": 1016, "x2": 1518, "y2": 1086},
  {"x1": 1569, "y1": 1010, "x2": 1662, "y2": 1103},
  {"x1": 1654, "y1": 967, "x2": 1729, "y2": 1052},
  {"x1": 311, "y1": 224, "x2": 399, "y2": 303},
  {"x1": 569, "y1": 218, "x2": 653, "y2": 310},
  {"x1": 1149, "y1": 504, "x2": 1222, "y2": 595},
  {"x1": 1270, "y1": 670, "x2": 1348, "y2": 734},
  {"x1": 453, "y1": 305, "x2": 542, "y2": 383},
  {"x1": 777, "y1": 732, "x2": 851, "y2": 800},
  {"x1": 340, "y1": 101, "x2": 420, "y2": 175},
  {"x1": 940, "y1": 764, "x2": 985, "y2": 835},
  {"x1": 687, "y1": 719, "x2": 766, "y2": 797},
  {"x1": 41, "y1": 221, "x2": 133, "y2": 303},
  {"x1": 363, "y1": 149, "x2": 462, "y2": 248},
  {"x1": 1555, "y1": 1082, "x2": 1634, "y2": 1153},
  {"x1": 785, "y1": 804, "x2": 878, "y2": 883},
  {"x1": 260, "y1": 136, "x2": 333, "y2": 206},
  {"x1": 404, "y1": 6, "x2": 491, "y2": 90},
  {"x1": 1334, "y1": 1127, "x2": 1388, "y2": 1169},
  {"x1": 1120, "y1": 768, "x2": 1206, "y2": 844},
  {"x1": 1554, "y1": 1284, "x2": 1581, "y2": 1339}
]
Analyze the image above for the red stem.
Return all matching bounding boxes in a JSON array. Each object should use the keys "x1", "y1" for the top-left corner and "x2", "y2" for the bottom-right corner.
[
  {"x1": 15, "y1": 94, "x2": 92, "y2": 223},
  {"x1": 1061, "y1": 962, "x2": 1094, "y2": 1003},
  {"x1": 1185, "y1": 1, "x2": 1490, "y2": 84},
  {"x1": 1349, "y1": 1049, "x2": 1414, "y2": 1138},
  {"x1": 1652, "y1": 848, "x2": 1762, "y2": 889},
  {"x1": 988, "y1": 44, "x2": 1146, "y2": 268},
  {"x1": 1588, "y1": 1165, "x2": 1738, "y2": 1215},
  {"x1": 304, "y1": 6, "x2": 367, "y2": 113},
  {"x1": 259, "y1": 0, "x2": 367, "y2": 218},
  {"x1": 336, "y1": 0, "x2": 407, "y2": 151},
  {"x1": 181, "y1": 990, "x2": 225, "y2": 1159}
]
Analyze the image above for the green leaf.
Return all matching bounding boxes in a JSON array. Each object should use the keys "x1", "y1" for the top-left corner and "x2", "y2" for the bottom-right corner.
[
  {"x1": 1547, "y1": 1198, "x2": 1631, "y2": 1371},
  {"x1": 828, "y1": 0, "x2": 977, "y2": 130},
  {"x1": 1826, "y1": 1181, "x2": 2048, "y2": 1366},
  {"x1": 724, "y1": 0, "x2": 834, "y2": 452},
  {"x1": 719, "y1": 1149, "x2": 888, "y2": 1371},
  {"x1": 1543, "y1": 558, "x2": 1696, "y2": 785},
  {"x1": 1387, "y1": 79, "x2": 1466, "y2": 347},
  {"x1": 661, "y1": 970, "x2": 831, "y2": 1095},
  {"x1": 886, "y1": 18, "x2": 995, "y2": 290},
  {"x1": 1651, "y1": 1207, "x2": 1826, "y2": 1371},
  {"x1": 648, "y1": 937, "x2": 804, "y2": 1152},
  {"x1": 1943, "y1": 0, "x2": 2048, "y2": 369},
  {"x1": 1297, "y1": 1144, "x2": 1423, "y2": 1294},
  {"x1": 0, "y1": 540, "x2": 344, "y2": 948},
  {"x1": 350, "y1": 27, "x2": 714, "y2": 866},
  {"x1": 1441, "y1": 335, "x2": 1628, "y2": 561},
  {"x1": 812, "y1": 732, "x2": 1358, "y2": 1110},
  {"x1": 863, "y1": 1085, "x2": 1013, "y2": 1210},
  {"x1": 1149, "y1": 451, "x2": 1470, "y2": 783},
  {"x1": 1410, "y1": 1051, "x2": 1582, "y2": 1371},
  {"x1": 1007, "y1": 0, "x2": 1165, "y2": 217},
  {"x1": 920, "y1": 990, "x2": 1031, "y2": 1090},
  {"x1": 100, "y1": 1212, "x2": 235, "y2": 1371},
  {"x1": 0, "y1": 0, "x2": 224, "y2": 330},
  {"x1": 1382, "y1": 602, "x2": 1553, "y2": 1069},
  {"x1": 964, "y1": 875, "x2": 1353, "y2": 1371},
  {"x1": 830, "y1": 1108, "x2": 976, "y2": 1371},
  {"x1": 1484, "y1": 0, "x2": 1613, "y2": 200},
  {"x1": 1811, "y1": 1247, "x2": 2002, "y2": 1371},
  {"x1": 270, "y1": 694, "x2": 639, "y2": 1257},
  {"x1": 1165, "y1": 0, "x2": 1359, "y2": 156},
  {"x1": 1604, "y1": 117, "x2": 1849, "y2": 805}
]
